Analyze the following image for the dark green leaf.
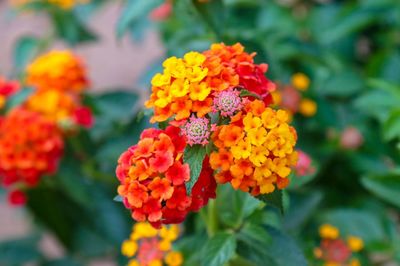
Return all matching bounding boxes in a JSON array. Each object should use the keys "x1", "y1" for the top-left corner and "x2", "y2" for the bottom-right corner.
[
  {"x1": 0, "y1": 236, "x2": 41, "y2": 265},
  {"x1": 361, "y1": 174, "x2": 400, "y2": 209},
  {"x1": 257, "y1": 189, "x2": 284, "y2": 214},
  {"x1": 201, "y1": 233, "x2": 236, "y2": 266},
  {"x1": 95, "y1": 91, "x2": 139, "y2": 122},
  {"x1": 237, "y1": 226, "x2": 307, "y2": 266},
  {"x1": 239, "y1": 89, "x2": 262, "y2": 99},
  {"x1": 184, "y1": 144, "x2": 207, "y2": 195}
]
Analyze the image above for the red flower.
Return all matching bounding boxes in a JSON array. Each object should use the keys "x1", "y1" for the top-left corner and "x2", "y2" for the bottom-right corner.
[
  {"x1": 165, "y1": 161, "x2": 190, "y2": 186},
  {"x1": 73, "y1": 106, "x2": 94, "y2": 128},
  {"x1": 8, "y1": 189, "x2": 26, "y2": 206}
]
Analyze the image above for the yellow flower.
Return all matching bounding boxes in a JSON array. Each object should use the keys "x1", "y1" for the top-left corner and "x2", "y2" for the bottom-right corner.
[
  {"x1": 131, "y1": 222, "x2": 158, "y2": 240},
  {"x1": 261, "y1": 108, "x2": 278, "y2": 129},
  {"x1": 243, "y1": 113, "x2": 261, "y2": 132},
  {"x1": 349, "y1": 258, "x2": 361, "y2": 266},
  {"x1": 347, "y1": 236, "x2": 364, "y2": 252},
  {"x1": 291, "y1": 72, "x2": 310, "y2": 91},
  {"x1": 121, "y1": 240, "x2": 138, "y2": 257},
  {"x1": 259, "y1": 182, "x2": 275, "y2": 194},
  {"x1": 189, "y1": 82, "x2": 211, "y2": 101},
  {"x1": 151, "y1": 73, "x2": 171, "y2": 87},
  {"x1": 186, "y1": 66, "x2": 208, "y2": 83},
  {"x1": 319, "y1": 224, "x2": 339, "y2": 239},
  {"x1": 160, "y1": 225, "x2": 180, "y2": 241},
  {"x1": 247, "y1": 127, "x2": 267, "y2": 146},
  {"x1": 249, "y1": 145, "x2": 269, "y2": 167},
  {"x1": 299, "y1": 99, "x2": 317, "y2": 117},
  {"x1": 0, "y1": 95, "x2": 5, "y2": 109},
  {"x1": 231, "y1": 139, "x2": 252, "y2": 159},
  {"x1": 170, "y1": 79, "x2": 189, "y2": 98},
  {"x1": 127, "y1": 259, "x2": 139, "y2": 266},
  {"x1": 165, "y1": 251, "x2": 183, "y2": 266},
  {"x1": 158, "y1": 239, "x2": 172, "y2": 251},
  {"x1": 149, "y1": 259, "x2": 163, "y2": 266},
  {"x1": 154, "y1": 89, "x2": 173, "y2": 108},
  {"x1": 26, "y1": 89, "x2": 76, "y2": 123},
  {"x1": 324, "y1": 262, "x2": 340, "y2": 266},
  {"x1": 184, "y1": 51, "x2": 206, "y2": 67},
  {"x1": 163, "y1": 57, "x2": 186, "y2": 79}
]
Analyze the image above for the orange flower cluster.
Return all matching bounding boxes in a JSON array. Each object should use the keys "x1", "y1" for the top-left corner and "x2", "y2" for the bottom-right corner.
[
  {"x1": 116, "y1": 126, "x2": 216, "y2": 228},
  {"x1": 210, "y1": 100, "x2": 298, "y2": 195},
  {"x1": 314, "y1": 224, "x2": 364, "y2": 266},
  {"x1": 25, "y1": 50, "x2": 93, "y2": 128},
  {"x1": 0, "y1": 108, "x2": 64, "y2": 203},
  {"x1": 145, "y1": 43, "x2": 275, "y2": 123}
]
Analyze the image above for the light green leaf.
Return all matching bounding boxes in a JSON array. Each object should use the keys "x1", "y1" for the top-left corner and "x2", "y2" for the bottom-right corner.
[
  {"x1": 201, "y1": 233, "x2": 236, "y2": 266},
  {"x1": 13, "y1": 36, "x2": 40, "y2": 72},
  {"x1": 383, "y1": 110, "x2": 400, "y2": 141},
  {"x1": 116, "y1": 0, "x2": 163, "y2": 38},
  {"x1": 184, "y1": 144, "x2": 207, "y2": 195},
  {"x1": 5, "y1": 87, "x2": 34, "y2": 111}
]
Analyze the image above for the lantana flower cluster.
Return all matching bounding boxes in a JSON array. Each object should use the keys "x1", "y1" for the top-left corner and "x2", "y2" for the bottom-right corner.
[
  {"x1": 273, "y1": 72, "x2": 317, "y2": 119},
  {"x1": 0, "y1": 108, "x2": 64, "y2": 205},
  {"x1": 314, "y1": 224, "x2": 364, "y2": 266},
  {"x1": 121, "y1": 222, "x2": 183, "y2": 266},
  {"x1": 26, "y1": 50, "x2": 93, "y2": 128},
  {"x1": 116, "y1": 127, "x2": 216, "y2": 228},
  {"x1": 116, "y1": 43, "x2": 298, "y2": 227},
  {"x1": 210, "y1": 100, "x2": 298, "y2": 195},
  {"x1": 0, "y1": 50, "x2": 92, "y2": 205}
]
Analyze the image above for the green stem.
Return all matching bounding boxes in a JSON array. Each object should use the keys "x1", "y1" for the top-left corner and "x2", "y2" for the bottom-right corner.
[{"x1": 206, "y1": 199, "x2": 218, "y2": 236}]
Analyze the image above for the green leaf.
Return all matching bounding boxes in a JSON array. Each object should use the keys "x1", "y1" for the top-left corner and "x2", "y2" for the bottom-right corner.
[
  {"x1": 41, "y1": 257, "x2": 82, "y2": 266},
  {"x1": 13, "y1": 36, "x2": 40, "y2": 72},
  {"x1": 257, "y1": 189, "x2": 284, "y2": 214},
  {"x1": 0, "y1": 236, "x2": 41, "y2": 265},
  {"x1": 361, "y1": 174, "x2": 400, "y2": 209},
  {"x1": 383, "y1": 110, "x2": 400, "y2": 141},
  {"x1": 51, "y1": 10, "x2": 96, "y2": 45},
  {"x1": 201, "y1": 233, "x2": 236, "y2": 266},
  {"x1": 184, "y1": 144, "x2": 207, "y2": 195},
  {"x1": 239, "y1": 89, "x2": 261, "y2": 99},
  {"x1": 116, "y1": 0, "x2": 163, "y2": 38},
  {"x1": 95, "y1": 91, "x2": 139, "y2": 122},
  {"x1": 237, "y1": 226, "x2": 307, "y2": 266},
  {"x1": 320, "y1": 209, "x2": 387, "y2": 244},
  {"x1": 237, "y1": 223, "x2": 272, "y2": 246},
  {"x1": 217, "y1": 185, "x2": 260, "y2": 228},
  {"x1": 321, "y1": 70, "x2": 364, "y2": 97},
  {"x1": 5, "y1": 87, "x2": 34, "y2": 111}
]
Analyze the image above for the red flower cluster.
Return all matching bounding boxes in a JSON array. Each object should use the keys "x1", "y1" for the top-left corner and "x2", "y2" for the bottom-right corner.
[
  {"x1": 0, "y1": 108, "x2": 64, "y2": 204},
  {"x1": 116, "y1": 126, "x2": 216, "y2": 228}
]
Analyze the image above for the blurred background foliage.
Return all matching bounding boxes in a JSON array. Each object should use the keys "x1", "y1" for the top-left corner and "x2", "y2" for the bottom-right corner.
[{"x1": 1, "y1": 0, "x2": 400, "y2": 265}]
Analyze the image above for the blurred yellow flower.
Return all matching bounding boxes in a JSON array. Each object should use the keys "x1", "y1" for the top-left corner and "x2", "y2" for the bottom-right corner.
[
  {"x1": 347, "y1": 236, "x2": 364, "y2": 252},
  {"x1": 291, "y1": 72, "x2": 310, "y2": 91},
  {"x1": 299, "y1": 98, "x2": 317, "y2": 117},
  {"x1": 319, "y1": 224, "x2": 339, "y2": 239},
  {"x1": 165, "y1": 251, "x2": 184, "y2": 266}
]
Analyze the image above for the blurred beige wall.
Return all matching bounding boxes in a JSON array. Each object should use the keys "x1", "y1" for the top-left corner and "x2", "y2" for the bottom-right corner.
[{"x1": 0, "y1": 0, "x2": 164, "y2": 91}]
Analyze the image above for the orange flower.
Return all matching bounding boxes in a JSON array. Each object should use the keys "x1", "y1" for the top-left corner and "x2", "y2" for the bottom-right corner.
[
  {"x1": 218, "y1": 125, "x2": 243, "y2": 147},
  {"x1": 26, "y1": 50, "x2": 89, "y2": 93},
  {"x1": 0, "y1": 108, "x2": 64, "y2": 204}
]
